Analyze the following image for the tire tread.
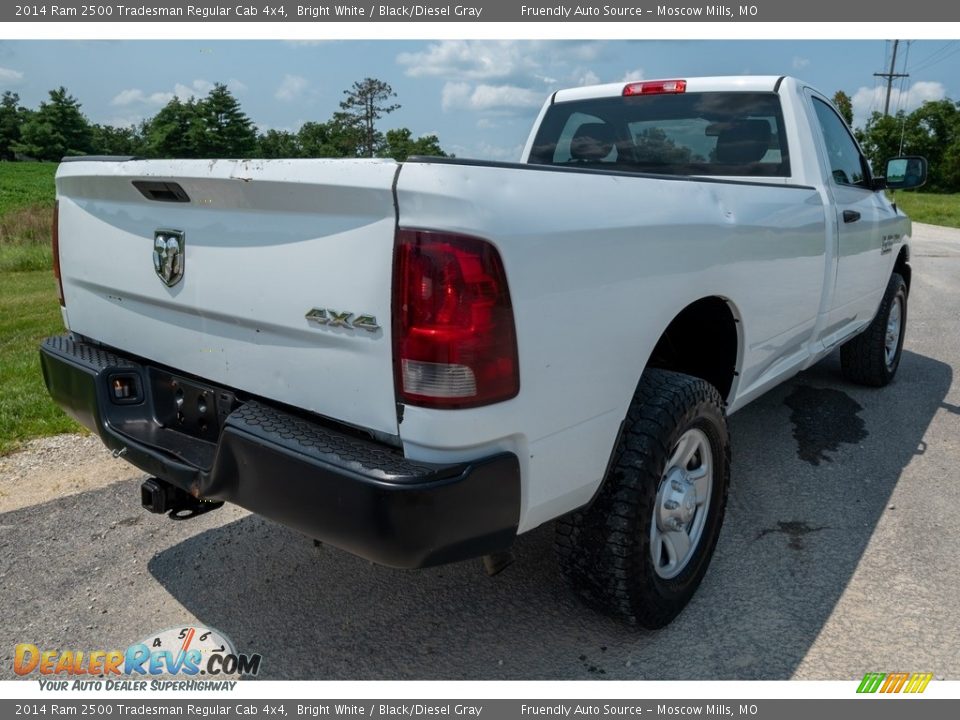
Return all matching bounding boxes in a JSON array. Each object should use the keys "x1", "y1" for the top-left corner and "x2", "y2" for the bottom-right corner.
[
  {"x1": 840, "y1": 272, "x2": 907, "y2": 387},
  {"x1": 556, "y1": 368, "x2": 730, "y2": 628}
]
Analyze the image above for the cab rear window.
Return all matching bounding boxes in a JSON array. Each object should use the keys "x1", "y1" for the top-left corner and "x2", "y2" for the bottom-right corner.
[{"x1": 528, "y1": 91, "x2": 790, "y2": 177}]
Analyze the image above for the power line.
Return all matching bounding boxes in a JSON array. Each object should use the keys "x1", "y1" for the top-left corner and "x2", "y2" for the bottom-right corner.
[
  {"x1": 896, "y1": 42, "x2": 912, "y2": 155},
  {"x1": 910, "y1": 40, "x2": 959, "y2": 72},
  {"x1": 874, "y1": 39, "x2": 909, "y2": 116},
  {"x1": 895, "y1": 41, "x2": 912, "y2": 115},
  {"x1": 915, "y1": 43, "x2": 960, "y2": 72}
]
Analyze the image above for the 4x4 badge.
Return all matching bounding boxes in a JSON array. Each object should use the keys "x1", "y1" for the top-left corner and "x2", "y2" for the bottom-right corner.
[
  {"x1": 153, "y1": 229, "x2": 185, "y2": 287},
  {"x1": 305, "y1": 308, "x2": 379, "y2": 332}
]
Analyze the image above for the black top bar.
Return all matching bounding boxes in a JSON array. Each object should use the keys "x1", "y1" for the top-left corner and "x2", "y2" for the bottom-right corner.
[{"x1": 5, "y1": 1, "x2": 957, "y2": 23}]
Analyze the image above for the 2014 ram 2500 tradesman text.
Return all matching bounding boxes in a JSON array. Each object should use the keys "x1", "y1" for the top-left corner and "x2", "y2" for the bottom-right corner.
[{"x1": 40, "y1": 76, "x2": 927, "y2": 627}]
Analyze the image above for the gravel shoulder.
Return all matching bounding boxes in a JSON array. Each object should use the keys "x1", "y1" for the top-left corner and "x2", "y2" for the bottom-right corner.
[{"x1": 0, "y1": 434, "x2": 142, "y2": 514}]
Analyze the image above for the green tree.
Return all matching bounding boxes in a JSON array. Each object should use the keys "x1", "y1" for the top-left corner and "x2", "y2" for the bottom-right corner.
[
  {"x1": 832, "y1": 91, "x2": 854, "y2": 127},
  {"x1": 0, "y1": 91, "x2": 30, "y2": 161},
  {"x1": 190, "y1": 83, "x2": 257, "y2": 158},
  {"x1": 297, "y1": 119, "x2": 363, "y2": 158},
  {"x1": 143, "y1": 97, "x2": 199, "y2": 158},
  {"x1": 943, "y1": 139, "x2": 960, "y2": 192},
  {"x1": 339, "y1": 78, "x2": 400, "y2": 158},
  {"x1": 856, "y1": 110, "x2": 904, "y2": 176},
  {"x1": 858, "y1": 99, "x2": 960, "y2": 191},
  {"x1": 90, "y1": 123, "x2": 144, "y2": 156},
  {"x1": 906, "y1": 99, "x2": 960, "y2": 191},
  {"x1": 381, "y1": 128, "x2": 448, "y2": 161},
  {"x1": 638, "y1": 128, "x2": 696, "y2": 164},
  {"x1": 14, "y1": 87, "x2": 92, "y2": 161},
  {"x1": 258, "y1": 129, "x2": 301, "y2": 158}
]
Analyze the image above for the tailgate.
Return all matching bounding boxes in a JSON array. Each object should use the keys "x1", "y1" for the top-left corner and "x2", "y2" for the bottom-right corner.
[{"x1": 55, "y1": 158, "x2": 401, "y2": 437}]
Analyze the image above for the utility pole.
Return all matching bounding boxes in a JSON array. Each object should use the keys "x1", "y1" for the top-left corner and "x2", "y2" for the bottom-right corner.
[{"x1": 874, "y1": 40, "x2": 910, "y2": 116}]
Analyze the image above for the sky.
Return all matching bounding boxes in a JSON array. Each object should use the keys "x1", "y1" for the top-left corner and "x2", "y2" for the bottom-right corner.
[{"x1": 1, "y1": 39, "x2": 959, "y2": 160}]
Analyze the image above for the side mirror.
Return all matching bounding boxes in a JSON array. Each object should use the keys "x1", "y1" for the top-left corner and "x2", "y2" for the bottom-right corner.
[{"x1": 883, "y1": 155, "x2": 928, "y2": 190}]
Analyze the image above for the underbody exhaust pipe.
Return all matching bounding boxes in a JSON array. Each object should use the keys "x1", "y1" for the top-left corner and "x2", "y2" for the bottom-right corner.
[{"x1": 140, "y1": 477, "x2": 223, "y2": 519}]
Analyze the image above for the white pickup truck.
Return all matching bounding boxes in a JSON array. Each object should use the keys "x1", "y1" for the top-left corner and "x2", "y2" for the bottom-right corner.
[{"x1": 41, "y1": 76, "x2": 926, "y2": 627}]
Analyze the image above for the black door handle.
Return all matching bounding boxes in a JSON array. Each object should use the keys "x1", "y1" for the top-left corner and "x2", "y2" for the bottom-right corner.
[{"x1": 843, "y1": 210, "x2": 861, "y2": 223}]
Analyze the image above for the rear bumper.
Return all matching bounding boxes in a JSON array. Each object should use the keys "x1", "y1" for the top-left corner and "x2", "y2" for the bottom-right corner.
[{"x1": 39, "y1": 335, "x2": 520, "y2": 568}]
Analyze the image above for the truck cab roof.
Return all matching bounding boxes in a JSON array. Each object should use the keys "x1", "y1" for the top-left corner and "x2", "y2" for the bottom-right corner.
[{"x1": 553, "y1": 75, "x2": 789, "y2": 104}]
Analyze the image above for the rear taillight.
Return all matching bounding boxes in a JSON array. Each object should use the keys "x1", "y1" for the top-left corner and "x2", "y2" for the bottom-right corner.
[
  {"x1": 623, "y1": 80, "x2": 687, "y2": 96},
  {"x1": 393, "y1": 229, "x2": 519, "y2": 409},
  {"x1": 52, "y1": 200, "x2": 64, "y2": 306}
]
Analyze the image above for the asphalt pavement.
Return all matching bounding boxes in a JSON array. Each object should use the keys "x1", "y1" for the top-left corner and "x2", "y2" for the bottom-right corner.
[{"x1": 2, "y1": 223, "x2": 958, "y2": 681}]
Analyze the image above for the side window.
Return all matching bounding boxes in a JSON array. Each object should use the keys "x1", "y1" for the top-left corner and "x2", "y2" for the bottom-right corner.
[{"x1": 812, "y1": 98, "x2": 870, "y2": 188}]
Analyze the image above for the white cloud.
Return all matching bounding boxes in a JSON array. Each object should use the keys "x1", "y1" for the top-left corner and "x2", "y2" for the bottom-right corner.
[
  {"x1": 792, "y1": 56, "x2": 811, "y2": 70},
  {"x1": 400, "y1": 40, "x2": 612, "y2": 123},
  {"x1": 0, "y1": 66, "x2": 24, "y2": 84},
  {"x1": 106, "y1": 114, "x2": 147, "y2": 129},
  {"x1": 173, "y1": 78, "x2": 244, "y2": 100},
  {"x1": 442, "y1": 82, "x2": 544, "y2": 112},
  {"x1": 564, "y1": 43, "x2": 605, "y2": 63},
  {"x1": 109, "y1": 78, "x2": 247, "y2": 116},
  {"x1": 111, "y1": 89, "x2": 142, "y2": 106},
  {"x1": 470, "y1": 85, "x2": 543, "y2": 110},
  {"x1": 398, "y1": 40, "x2": 606, "y2": 85},
  {"x1": 111, "y1": 89, "x2": 174, "y2": 107},
  {"x1": 621, "y1": 68, "x2": 645, "y2": 82},
  {"x1": 399, "y1": 41, "x2": 540, "y2": 81},
  {"x1": 851, "y1": 80, "x2": 946, "y2": 126},
  {"x1": 572, "y1": 69, "x2": 601, "y2": 87},
  {"x1": 441, "y1": 82, "x2": 472, "y2": 111},
  {"x1": 173, "y1": 79, "x2": 215, "y2": 99},
  {"x1": 275, "y1": 74, "x2": 308, "y2": 102}
]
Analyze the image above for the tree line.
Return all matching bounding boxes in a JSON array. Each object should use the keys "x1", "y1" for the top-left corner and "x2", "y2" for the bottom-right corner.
[
  {"x1": 2, "y1": 79, "x2": 957, "y2": 192},
  {"x1": 833, "y1": 90, "x2": 959, "y2": 193},
  {"x1": 0, "y1": 78, "x2": 448, "y2": 163}
]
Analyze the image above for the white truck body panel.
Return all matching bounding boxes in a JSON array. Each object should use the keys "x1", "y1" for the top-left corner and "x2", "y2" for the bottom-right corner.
[{"x1": 394, "y1": 161, "x2": 829, "y2": 530}]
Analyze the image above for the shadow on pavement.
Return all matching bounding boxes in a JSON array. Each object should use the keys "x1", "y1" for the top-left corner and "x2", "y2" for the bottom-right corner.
[{"x1": 147, "y1": 349, "x2": 951, "y2": 679}]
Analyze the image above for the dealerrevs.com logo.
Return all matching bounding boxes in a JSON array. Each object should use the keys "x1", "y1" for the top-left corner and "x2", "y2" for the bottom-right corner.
[{"x1": 14, "y1": 626, "x2": 262, "y2": 690}]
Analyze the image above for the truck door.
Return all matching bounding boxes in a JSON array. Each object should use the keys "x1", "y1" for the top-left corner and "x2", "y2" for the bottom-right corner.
[{"x1": 807, "y1": 94, "x2": 900, "y2": 333}]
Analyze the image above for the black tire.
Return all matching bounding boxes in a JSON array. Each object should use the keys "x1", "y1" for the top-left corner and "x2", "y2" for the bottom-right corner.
[
  {"x1": 555, "y1": 368, "x2": 730, "y2": 629},
  {"x1": 840, "y1": 272, "x2": 907, "y2": 387}
]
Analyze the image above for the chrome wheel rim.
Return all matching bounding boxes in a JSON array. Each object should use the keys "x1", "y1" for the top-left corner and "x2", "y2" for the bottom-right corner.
[
  {"x1": 650, "y1": 428, "x2": 713, "y2": 580},
  {"x1": 885, "y1": 295, "x2": 903, "y2": 369}
]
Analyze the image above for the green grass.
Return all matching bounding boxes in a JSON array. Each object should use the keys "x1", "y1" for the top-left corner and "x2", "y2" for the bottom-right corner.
[
  {"x1": 0, "y1": 163, "x2": 57, "y2": 272},
  {"x1": 0, "y1": 163, "x2": 74, "y2": 453},
  {"x1": 0, "y1": 271, "x2": 79, "y2": 454},
  {"x1": 0, "y1": 205, "x2": 53, "y2": 272},
  {"x1": 0, "y1": 162, "x2": 56, "y2": 215},
  {"x1": 892, "y1": 192, "x2": 960, "y2": 229}
]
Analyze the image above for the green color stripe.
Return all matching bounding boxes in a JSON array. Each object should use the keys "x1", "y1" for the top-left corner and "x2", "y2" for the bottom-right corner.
[{"x1": 857, "y1": 673, "x2": 885, "y2": 693}]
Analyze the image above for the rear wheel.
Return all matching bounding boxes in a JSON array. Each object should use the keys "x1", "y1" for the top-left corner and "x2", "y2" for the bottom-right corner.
[
  {"x1": 555, "y1": 369, "x2": 730, "y2": 628},
  {"x1": 840, "y1": 272, "x2": 907, "y2": 387}
]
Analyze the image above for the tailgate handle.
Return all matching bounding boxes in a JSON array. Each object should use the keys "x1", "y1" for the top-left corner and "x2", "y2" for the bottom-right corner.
[
  {"x1": 842, "y1": 210, "x2": 861, "y2": 224},
  {"x1": 132, "y1": 181, "x2": 191, "y2": 203}
]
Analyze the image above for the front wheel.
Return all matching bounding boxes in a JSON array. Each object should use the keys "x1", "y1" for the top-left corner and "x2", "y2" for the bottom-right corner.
[
  {"x1": 555, "y1": 369, "x2": 730, "y2": 628},
  {"x1": 840, "y1": 272, "x2": 907, "y2": 387}
]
